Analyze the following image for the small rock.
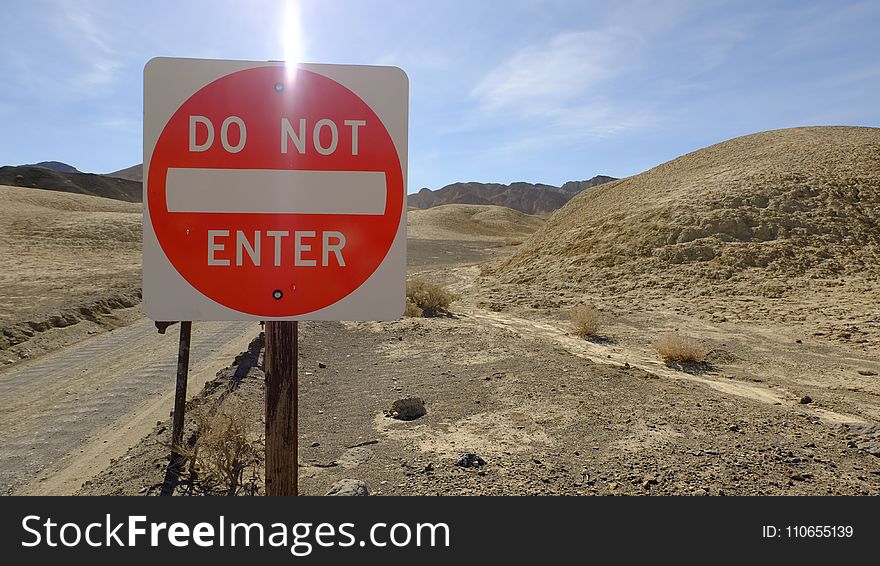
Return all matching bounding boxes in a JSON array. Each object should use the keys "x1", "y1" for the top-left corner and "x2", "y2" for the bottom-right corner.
[
  {"x1": 385, "y1": 396, "x2": 426, "y2": 420},
  {"x1": 456, "y1": 453, "x2": 486, "y2": 468},
  {"x1": 326, "y1": 479, "x2": 369, "y2": 496},
  {"x1": 607, "y1": 482, "x2": 619, "y2": 491},
  {"x1": 310, "y1": 441, "x2": 320, "y2": 448},
  {"x1": 795, "y1": 339, "x2": 802, "y2": 344},
  {"x1": 857, "y1": 370, "x2": 878, "y2": 376},
  {"x1": 729, "y1": 424, "x2": 740, "y2": 432},
  {"x1": 318, "y1": 362, "x2": 327, "y2": 369},
  {"x1": 800, "y1": 395, "x2": 813, "y2": 404},
  {"x1": 693, "y1": 488, "x2": 709, "y2": 496},
  {"x1": 790, "y1": 473, "x2": 809, "y2": 482}
]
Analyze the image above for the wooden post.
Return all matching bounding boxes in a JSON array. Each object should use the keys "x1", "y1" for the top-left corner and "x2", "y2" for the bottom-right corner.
[
  {"x1": 171, "y1": 321, "x2": 192, "y2": 455},
  {"x1": 264, "y1": 321, "x2": 298, "y2": 496}
]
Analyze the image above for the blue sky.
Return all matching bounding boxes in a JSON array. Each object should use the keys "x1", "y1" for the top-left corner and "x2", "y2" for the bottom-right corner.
[{"x1": 0, "y1": 0, "x2": 878, "y2": 192}]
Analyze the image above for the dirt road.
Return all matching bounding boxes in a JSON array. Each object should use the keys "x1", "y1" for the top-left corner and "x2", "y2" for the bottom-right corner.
[{"x1": 0, "y1": 318, "x2": 258, "y2": 495}]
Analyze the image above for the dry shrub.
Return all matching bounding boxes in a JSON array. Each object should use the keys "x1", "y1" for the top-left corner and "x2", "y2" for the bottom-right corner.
[
  {"x1": 191, "y1": 398, "x2": 260, "y2": 495},
  {"x1": 404, "y1": 299, "x2": 423, "y2": 317},
  {"x1": 654, "y1": 334, "x2": 707, "y2": 365},
  {"x1": 570, "y1": 305, "x2": 603, "y2": 338},
  {"x1": 405, "y1": 278, "x2": 455, "y2": 316}
]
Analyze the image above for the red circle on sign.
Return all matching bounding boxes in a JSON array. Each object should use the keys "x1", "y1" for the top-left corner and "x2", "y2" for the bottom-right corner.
[{"x1": 148, "y1": 66, "x2": 404, "y2": 317}]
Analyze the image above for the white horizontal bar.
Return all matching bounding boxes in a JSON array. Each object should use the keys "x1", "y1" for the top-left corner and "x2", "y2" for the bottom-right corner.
[{"x1": 165, "y1": 168, "x2": 386, "y2": 214}]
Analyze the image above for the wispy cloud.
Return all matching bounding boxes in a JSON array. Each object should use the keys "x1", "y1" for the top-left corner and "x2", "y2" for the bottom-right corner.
[
  {"x1": 96, "y1": 116, "x2": 140, "y2": 133},
  {"x1": 465, "y1": 27, "x2": 655, "y2": 151},
  {"x1": 472, "y1": 27, "x2": 641, "y2": 112},
  {"x1": 70, "y1": 59, "x2": 123, "y2": 91},
  {"x1": 54, "y1": 0, "x2": 123, "y2": 94}
]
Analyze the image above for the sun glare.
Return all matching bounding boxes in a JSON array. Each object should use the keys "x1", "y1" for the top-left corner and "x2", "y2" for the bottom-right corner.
[{"x1": 282, "y1": 0, "x2": 303, "y2": 82}]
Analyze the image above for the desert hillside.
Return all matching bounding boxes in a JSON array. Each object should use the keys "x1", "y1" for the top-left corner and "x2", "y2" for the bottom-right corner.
[
  {"x1": 0, "y1": 166, "x2": 142, "y2": 202},
  {"x1": 106, "y1": 163, "x2": 143, "y2": 182},
  {"x1": 559, "y1": 175, "x2": 617, "y2": 194},
  {"x1": 407, "y1": 204, "x2": 544, "y2": 241},
  {"x1": 19, "y1": 161, "x2": 79, "y2": 174},
  {"x1": 0, "y1": 185, "x2": 141, "y2": 353},
  {"x1": 495, "y1": 126, "x2": 880, "y2": 339},
  {"x1": 408, "y1": 175, "x2": 616, "y2": 215}
]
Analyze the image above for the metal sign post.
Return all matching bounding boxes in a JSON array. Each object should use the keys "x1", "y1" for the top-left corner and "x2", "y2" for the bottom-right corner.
[{"x1": 264, "y1": 321, "x2": 298, "y2": 496}]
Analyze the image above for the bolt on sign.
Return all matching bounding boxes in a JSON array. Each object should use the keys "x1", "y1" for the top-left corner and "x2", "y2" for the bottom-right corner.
[{"x1": 143, "y1": 58, "x2": 408, "y2": 320}]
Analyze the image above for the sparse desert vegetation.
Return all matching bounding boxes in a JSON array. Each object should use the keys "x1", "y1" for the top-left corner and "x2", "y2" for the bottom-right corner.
[
  {"x1": 405, "y1": 277, "x2": 455, "y2": 316},
  {"x1": 404, "y1": 299, "x2": 424, "y2": 318},
  {"x1": 185, "y1": 398, "x2": 261, "y2": 496},
  {"x1": 653, "y1": 333, "x2": 708, "y2": 365},
  {"x1": 570, "y1": 305, "x2": 603, "y2": 338}
]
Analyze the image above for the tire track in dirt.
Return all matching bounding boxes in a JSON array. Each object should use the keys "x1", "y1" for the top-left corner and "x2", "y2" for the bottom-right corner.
[
  {"x1": 0, "y1": 319, "x2": 258, "y2": 495},
  {"x1": 436, "y1": 264, "x2": 868, "y2": 426},
  {"x1": 459, "y1": 307, "x2": 866, "y2": 425}
]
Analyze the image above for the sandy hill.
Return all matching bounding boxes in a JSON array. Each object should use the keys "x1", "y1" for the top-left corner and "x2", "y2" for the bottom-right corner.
[
  {"x1": 407, "y1": 204, "x2": 544, "y2": 241},
  {"x1": 0, "y1": 185, "x2": 141, "y2": 350},
  {"x1": 107, "y1": 163, "x2": 143, "y2": 182},
  {"x1": 495, "y1": 126, "x2": 880, "y2": 325},
  {"x1": 0, "y1": 166, "x2": 141, "y2": 202},
  {"x1": 19, "y1": 161, "x2": 79, "y2": 174},
  {"x1": 408, "y1": 175, "x2": 616, "y2": 215}
]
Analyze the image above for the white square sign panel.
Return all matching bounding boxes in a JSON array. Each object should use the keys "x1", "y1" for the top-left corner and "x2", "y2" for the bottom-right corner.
[{"x1": 143, "y1": 58, "x2": 408, "y2": 321}]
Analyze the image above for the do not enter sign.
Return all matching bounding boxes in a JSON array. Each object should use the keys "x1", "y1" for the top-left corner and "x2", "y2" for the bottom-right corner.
[{"x1": 143, "y1": 58, "x2": 408, "y2": 320}]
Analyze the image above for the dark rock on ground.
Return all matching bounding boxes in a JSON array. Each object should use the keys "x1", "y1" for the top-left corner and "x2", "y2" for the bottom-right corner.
[{"x1": 457, "y1": 453, "x2": 486, "y2": 468}]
